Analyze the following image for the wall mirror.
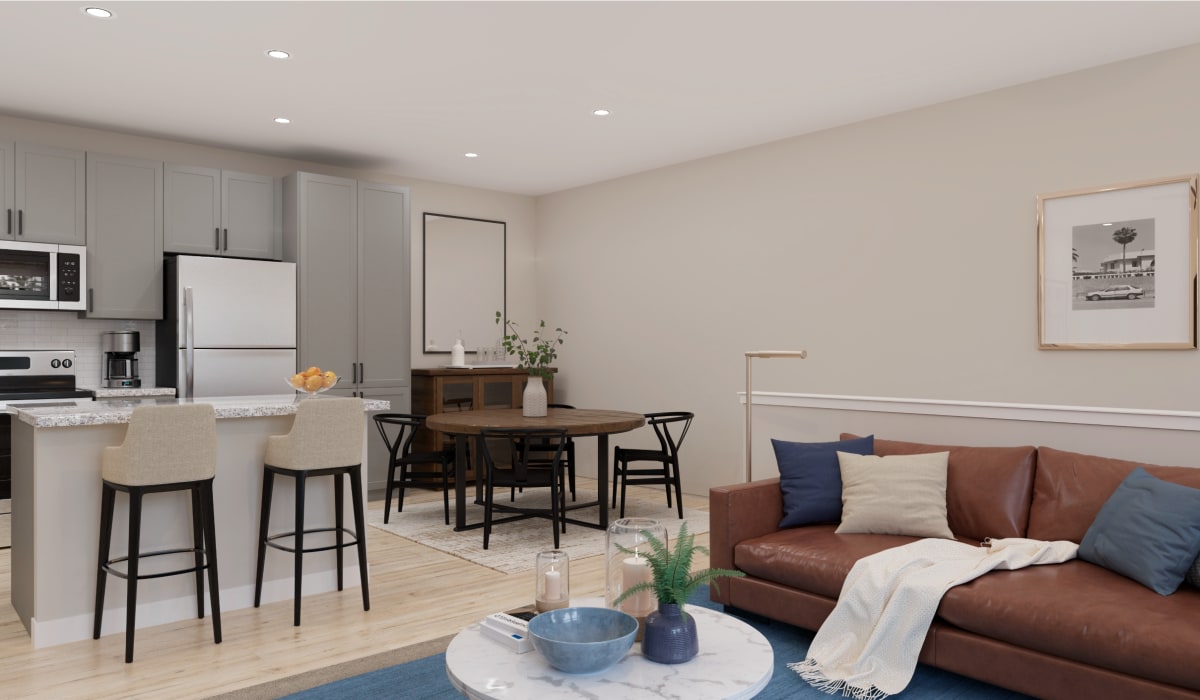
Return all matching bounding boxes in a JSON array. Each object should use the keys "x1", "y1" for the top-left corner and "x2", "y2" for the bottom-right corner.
[{"x1": 423, "y1": 213, "x2": 506, "y2": 356}]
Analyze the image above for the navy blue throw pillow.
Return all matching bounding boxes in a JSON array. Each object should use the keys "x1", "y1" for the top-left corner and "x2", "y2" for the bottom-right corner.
[
  {"x1": 1078, "y1": 467, "x2": 1200, "y2": 595},
  {"x1": 771, "y1": 435, "x2": 874, "y2": 529}
]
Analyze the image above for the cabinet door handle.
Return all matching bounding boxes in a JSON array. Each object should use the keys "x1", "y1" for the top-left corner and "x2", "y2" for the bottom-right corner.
[
  {"x1": 352, "y1": 363, "x2": 358, "y2": 384},
  {"x1": 215, "y1": 227, "x2": 220, "y2": 251},
  {"x1": 17, "y1": 209, "x2": 22, "y2": 236},
  {"x1": 359, "y1": 362, "x2": 365, "y2": 383},
  {"x1": 87, "y1": 288, "x2": 94, "y2": 313},
  {"x1": 223, "y1": 228, "x2": 229, "y2": 251}
]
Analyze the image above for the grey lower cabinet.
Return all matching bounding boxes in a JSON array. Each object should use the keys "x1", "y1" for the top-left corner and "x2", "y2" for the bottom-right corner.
[
  {"x1": 0, "y1": 141, "x2": 86, "y2": 244},
  {"x1": 84, "y1": 153, "x2": 164, "y2": 319},
  {"x1": 164, "y1": 164, "x2": 280, "y2": 259},
  {"x1": 283, "y1": 172, "x2": 411, "y2": 399}
]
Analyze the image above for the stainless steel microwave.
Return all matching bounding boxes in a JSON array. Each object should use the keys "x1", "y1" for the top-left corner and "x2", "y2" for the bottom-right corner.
[{"x1": 0, "y1": 240, "x2": 86, "y2": 310}]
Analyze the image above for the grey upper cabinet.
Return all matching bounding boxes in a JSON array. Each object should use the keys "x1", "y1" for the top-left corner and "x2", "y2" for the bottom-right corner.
[
  {"x1": 164, "y1": 164, "x2": 280, "y2": 259},
  {"x1": 358, "y1": 181, "x2": 411, "y2": 387},
  {"x1": 84, "y1": 153, "x2": 163, "y2": 319},
  {"x1": 285, "y1": 172, "x2": 359, "y2": 383},
  {"x1": 0, "y1": 142, "x2": 86, "y2": 245},
  {"x1": 284, "y1": 172, "x2": 410, "y2": 395}
]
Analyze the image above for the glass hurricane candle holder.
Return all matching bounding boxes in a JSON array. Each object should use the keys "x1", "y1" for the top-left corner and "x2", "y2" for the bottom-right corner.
[
  {"x1": 605, "y1": 518, "x2": 666, "y2": 618},
  {"x1": 535, "y1": 550, "x2": 570, "y2": 612}
]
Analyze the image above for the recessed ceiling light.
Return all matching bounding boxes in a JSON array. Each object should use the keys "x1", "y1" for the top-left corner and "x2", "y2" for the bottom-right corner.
[
  {"x1": 84, "y1": 7, "x2": 112, "y2": 18},
  {"x1": 465, "y1": 153, "x2": 479, "y2": 158},
  {"x1": 274, "y1": 117, "x2": 291, "y2": 124},
  {"x1": 593, "y1": 109, "x2": 611, "y2": 116},
  {"x1": 266, "y1": 49, "x2": 290, "y2": 59}
]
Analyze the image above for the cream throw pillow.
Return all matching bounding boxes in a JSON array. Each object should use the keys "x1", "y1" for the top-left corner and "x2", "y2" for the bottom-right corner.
[{"x1": 835, "y1": 451, "x2": 954, "y2": 539}]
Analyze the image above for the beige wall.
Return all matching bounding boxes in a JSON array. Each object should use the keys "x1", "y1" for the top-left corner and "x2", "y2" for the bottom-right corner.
[
  {"x1": 535, "y1": 43, "x2": 1200, "y2": 494},
  {"x1": 0, "y1": 113, "x2": 538, "y2": 373}
]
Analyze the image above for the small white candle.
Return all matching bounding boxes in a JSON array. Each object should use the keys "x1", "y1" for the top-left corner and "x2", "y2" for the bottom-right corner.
[
  {"x1": 543, "y1": 568, "x2": 562, "y2": 601},
  {"x1": 621, "y1": 554, "x2": 654, "y2": 614}
]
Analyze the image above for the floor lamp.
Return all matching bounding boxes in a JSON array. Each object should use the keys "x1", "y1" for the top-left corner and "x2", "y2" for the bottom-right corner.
[{"x1": 744, "y1": 350, "x2": 808, "y2": 482}]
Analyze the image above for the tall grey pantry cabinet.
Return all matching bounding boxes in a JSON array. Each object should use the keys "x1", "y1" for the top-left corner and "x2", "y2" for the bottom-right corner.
[
  {"x1": 0, "y1": 141, "x2": 86, "y2": 244},
  {"x1": 84, "y1": 153, "x2": 164, "y2": 319},
  {"x1": 283, "y1": 172, "x2": 412, "y2": 490},
  {"x1": 164, "y1": 165, "x2": 281, "y2": 260}
]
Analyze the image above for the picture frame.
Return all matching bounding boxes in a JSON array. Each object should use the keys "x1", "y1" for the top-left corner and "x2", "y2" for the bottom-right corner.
[{"x1": 1038, "y1": 174, "x2": 1198, "y2": 350}]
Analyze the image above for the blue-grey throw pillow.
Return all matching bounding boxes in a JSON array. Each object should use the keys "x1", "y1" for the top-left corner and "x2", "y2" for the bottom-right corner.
[
  {"x1": 1078, "y1": 467, "x2": 1200, "y2": 595},
  {"x1": 772, "y1": 435, "x2": 873, "y2": 529}
]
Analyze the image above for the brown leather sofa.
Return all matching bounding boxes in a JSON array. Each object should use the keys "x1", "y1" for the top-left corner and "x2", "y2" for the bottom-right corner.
[{"x1": 709, "y1": 436, "x2": 1200, "y2": 700}]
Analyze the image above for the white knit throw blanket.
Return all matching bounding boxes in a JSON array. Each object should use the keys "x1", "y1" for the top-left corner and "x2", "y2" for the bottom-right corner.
[{"x1": 789, "y1": 537, "x2": 1079, "y2": 699}]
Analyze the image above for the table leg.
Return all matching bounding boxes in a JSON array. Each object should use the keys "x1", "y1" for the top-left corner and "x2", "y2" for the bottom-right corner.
[
  {"x1": 597, "y1": 434, "x2": 610, "y2": 529},
  {"x1": 454, "y1": 434, "x2": 468, "y2": 531}
]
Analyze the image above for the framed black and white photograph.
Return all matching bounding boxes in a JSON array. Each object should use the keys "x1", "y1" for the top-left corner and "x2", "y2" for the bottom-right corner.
[{"x1": 1038, "y1": 175, "x2": 1198, "y2": 349}]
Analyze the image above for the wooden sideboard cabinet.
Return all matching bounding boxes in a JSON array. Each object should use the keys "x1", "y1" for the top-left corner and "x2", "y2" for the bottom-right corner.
[{"x1": 411, "y1": 367, "x2": 556, "y2": 468}]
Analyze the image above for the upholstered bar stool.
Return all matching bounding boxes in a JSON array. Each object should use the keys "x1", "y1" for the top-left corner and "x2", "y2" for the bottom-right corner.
[
  {"x1": 93, "y1": 403, "x2": 221, "y2": 663},
  {"x1": 254, "y1": 397, "x2": 369, "y2": 626}
]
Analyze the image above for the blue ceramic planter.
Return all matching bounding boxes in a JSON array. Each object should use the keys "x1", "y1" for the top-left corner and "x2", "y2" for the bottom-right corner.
[{"x1": 641, "y1": 603, "x2": 698, "y2": 664}]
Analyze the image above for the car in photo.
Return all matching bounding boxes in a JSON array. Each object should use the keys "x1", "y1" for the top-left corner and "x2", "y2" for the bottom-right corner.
[{"x1": 1085, "y1": 284, "x2": 1144, "y2": 301}]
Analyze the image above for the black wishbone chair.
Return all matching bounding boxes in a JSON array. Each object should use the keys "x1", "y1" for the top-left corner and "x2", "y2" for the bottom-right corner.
[
  {"x1": 612, "y1": 411, "x2": 694, "y2": 519},
  {"x1": 479, "y1": 427, "x2": 570, "y2": 550}
]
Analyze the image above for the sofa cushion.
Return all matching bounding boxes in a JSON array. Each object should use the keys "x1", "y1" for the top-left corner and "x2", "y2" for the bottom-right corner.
[
  {"x1": 1026, "y1": 447, "x2": 1200, "y2": 543},
  {"x1": 937, "y1": 560, "x2": 1200, "y2": 692},
  {"x1": 733, "y1": 525, "x2": 921, "y2": 599},
  {"x1": 835, "y1": 451, "x2": 954, "y2": 538},
  {"x1": 1077, "y1": 467, "x2": 1200, "y2": 595},
  {"x1": 842, "y1": 434, "x2": 1036, "y2": 541},
  {"x1": 772, "y1": 434, "x2": 874, "y2": 528}
]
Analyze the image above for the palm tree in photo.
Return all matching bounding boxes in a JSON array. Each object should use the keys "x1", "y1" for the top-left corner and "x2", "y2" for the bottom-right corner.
[
  {"x1": 1112, "y1": 227, "x2": 1138, "y2": 273},
  {"x1": 1072, "y1": 248, "x2": 1079, "y2": 271}
]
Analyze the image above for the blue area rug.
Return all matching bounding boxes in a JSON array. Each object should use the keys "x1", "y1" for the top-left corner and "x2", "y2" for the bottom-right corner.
[{"x1": 283, "y1": 586, "x2": 1029, "y2": 699}]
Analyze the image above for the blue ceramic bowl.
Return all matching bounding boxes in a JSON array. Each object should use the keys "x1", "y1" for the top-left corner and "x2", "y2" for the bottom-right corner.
[{"x1": 528, "y1": 607, "x2": 638, "y2": 674}]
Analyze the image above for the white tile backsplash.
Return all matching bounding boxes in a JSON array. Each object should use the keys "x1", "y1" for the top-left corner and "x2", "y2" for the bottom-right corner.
[{"x1": 0, "y1": 311, "x2": 156, "y2": 389}]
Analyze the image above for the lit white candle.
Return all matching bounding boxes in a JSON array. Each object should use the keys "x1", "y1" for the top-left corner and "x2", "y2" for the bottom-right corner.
[
  {"x1": 621, "y1": 554, "x2": 654, "y2": 614},
  {"x1": 543, "y1": 568, "x2": 562, "y2": 601}
]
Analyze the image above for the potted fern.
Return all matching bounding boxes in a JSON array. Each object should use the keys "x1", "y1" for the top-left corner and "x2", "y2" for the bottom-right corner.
[{"x1": 612, "y1": 521, "x2": 744, "y2": 664}]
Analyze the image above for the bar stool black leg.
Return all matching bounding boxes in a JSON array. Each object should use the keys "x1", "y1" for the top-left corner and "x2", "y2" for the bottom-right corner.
[
  {"x1": 293, "y1": 472, "x2": 306, "y2": 627},
  {"x1": 254, "y1": 469, "x2": 275, "y2": 608},
  {"x1": 125, "y1": 489, "x2": 143, "y2": 664},
  {"x1": 350, "y1": 466, "x2": 370, "y2": 611},
  {"x1": 335, "y1": 472, "x2": 345, "y2": 592},
  {"x1": 190, "y1": 485, "x2": 205, "y2": 620},
  {"x1": 93, "y1": 484, "x2": 116, "y2": 640},
  {"x1": 201, "y1": 479, "x2": 222, "y2": 644}
]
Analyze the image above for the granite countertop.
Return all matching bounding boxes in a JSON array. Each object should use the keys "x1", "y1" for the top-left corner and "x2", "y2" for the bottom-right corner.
[
  {"x1": 88, "y1": 386, "x2": 178, "y2": 399},
  {"x1": 15, "y1": 394, "x2": 390, "y2": 428}
]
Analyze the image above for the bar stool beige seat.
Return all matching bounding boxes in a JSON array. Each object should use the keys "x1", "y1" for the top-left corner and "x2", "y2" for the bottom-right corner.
[
  {"x1": 254, "y1": 397, "x2": 369, "y2": 626},
  {"x1": 93, "y1": 403, "x2": 221, "y2": 663}
]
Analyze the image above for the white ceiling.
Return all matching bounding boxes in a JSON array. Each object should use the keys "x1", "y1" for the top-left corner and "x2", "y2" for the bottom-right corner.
[{"x1": 4, "y1": 2, "x2": 1200, "y2": 197}]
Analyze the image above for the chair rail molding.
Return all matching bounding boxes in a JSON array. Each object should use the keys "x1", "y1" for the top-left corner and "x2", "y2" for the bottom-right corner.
[{"x1": 740, "y1": 392, "x2": 1200, "y2": 433}]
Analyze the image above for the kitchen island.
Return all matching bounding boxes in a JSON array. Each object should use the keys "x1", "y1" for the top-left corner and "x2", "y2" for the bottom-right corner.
[{"x1": 10, "y1": 394, "x2": 388, "y2": 648}]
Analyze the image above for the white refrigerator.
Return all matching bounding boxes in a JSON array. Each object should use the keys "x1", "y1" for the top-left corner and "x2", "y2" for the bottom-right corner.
[{"x1": 157, "y1": 256, "x2": 297, "y2": 398}]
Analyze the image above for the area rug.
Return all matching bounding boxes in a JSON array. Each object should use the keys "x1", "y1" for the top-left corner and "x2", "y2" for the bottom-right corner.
[
  {"x1": 273, "y1": 586, "x2": 1032, "y2": 700},
  {"x1": 367, "y1": 487, "x2": 709, "y2": 574},
  {"x1": 206, "y1": 634, "x2": 455, "y2": 700}
]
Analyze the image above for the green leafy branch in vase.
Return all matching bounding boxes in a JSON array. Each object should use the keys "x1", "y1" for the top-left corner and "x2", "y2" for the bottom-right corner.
[
  {"x1": 611, "y1": 521, "x2": 744, "y2": 616},
  {"x1": 495, "y1": 311, "x2": 567, "y2": 382}
]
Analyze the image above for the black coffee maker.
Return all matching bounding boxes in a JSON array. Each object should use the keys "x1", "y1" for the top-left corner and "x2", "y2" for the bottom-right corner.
[{"x1": 102, "y1": 331, "x2": 141, "y2": 388}]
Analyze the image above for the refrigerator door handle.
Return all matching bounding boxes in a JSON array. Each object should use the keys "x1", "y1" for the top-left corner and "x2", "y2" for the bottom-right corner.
[{"x1": 184, "y1": 286, "x2": 195, "y2": 399}]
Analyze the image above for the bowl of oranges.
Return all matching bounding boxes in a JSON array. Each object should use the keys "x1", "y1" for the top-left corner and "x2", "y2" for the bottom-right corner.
[{"x1": 288, "y1": 366, "x2": 339, "y2": 395}]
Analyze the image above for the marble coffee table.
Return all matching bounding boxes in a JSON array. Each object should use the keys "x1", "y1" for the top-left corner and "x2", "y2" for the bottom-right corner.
[{"x1": 445, "y1": 600, "x2": 773, "y2": 699}]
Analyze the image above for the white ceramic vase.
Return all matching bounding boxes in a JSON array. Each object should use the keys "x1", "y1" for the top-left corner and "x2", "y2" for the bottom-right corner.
[{"x1": 523, "y1": 375, "x2": 548, "y2": 417}]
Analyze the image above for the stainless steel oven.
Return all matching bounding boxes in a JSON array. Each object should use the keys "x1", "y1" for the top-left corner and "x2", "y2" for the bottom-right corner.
[
  {"x1": 0, "y1": 350, "x2": 94, "y2": 498},
  {"x1": 0, "y1": 240, "x2": 86, "y2": 310}
]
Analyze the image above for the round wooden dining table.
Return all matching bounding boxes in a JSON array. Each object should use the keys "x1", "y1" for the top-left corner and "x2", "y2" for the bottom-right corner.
[{"x1": 425, "y1": 407, "x2": 645, "y2": 531}]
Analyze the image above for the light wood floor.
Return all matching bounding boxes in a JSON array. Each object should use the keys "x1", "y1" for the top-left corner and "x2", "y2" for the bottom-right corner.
[{"x1": 0, "y1": 479, "x2": 710, "y2": 699}]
